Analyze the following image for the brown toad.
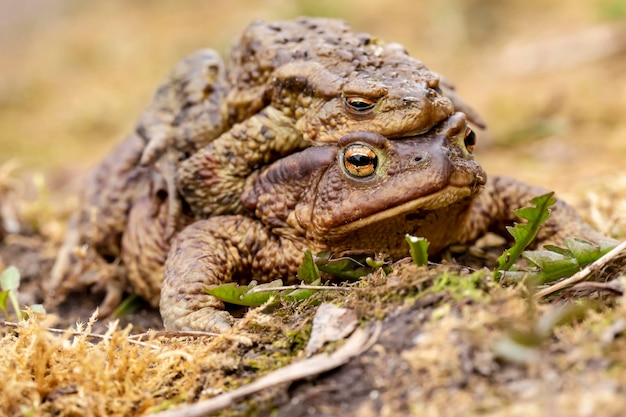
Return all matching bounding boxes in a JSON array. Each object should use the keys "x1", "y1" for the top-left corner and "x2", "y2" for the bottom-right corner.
[
  {"x1": 143, "y1": 17, "x2": 484, "y2": 218},
  {"x1": 160, "y1": 113, "x2": 609, "y2": 332},
  {"x1": 48, "y1": 17, "x2": 479, "y2": 311},
  {"x1": 139, "y1": 17, "x2": 483, "y2": 169}
]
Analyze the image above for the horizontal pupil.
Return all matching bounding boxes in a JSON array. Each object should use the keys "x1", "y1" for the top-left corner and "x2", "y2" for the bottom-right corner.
[
  {"x1": 351, "y1": 100, "x2": 371, "y2": 108},
  {"x1": 348, "y1": 154, "x2": 374, "y2": 166}
]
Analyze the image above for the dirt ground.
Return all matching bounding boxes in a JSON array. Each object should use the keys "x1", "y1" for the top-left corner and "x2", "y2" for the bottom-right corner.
[{"x1": 1, "y1": 0, "x2": 626, "y2": 416}]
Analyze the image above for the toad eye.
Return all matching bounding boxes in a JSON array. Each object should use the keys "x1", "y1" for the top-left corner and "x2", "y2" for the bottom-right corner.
[
  {"x1": 464, "y1": 127, "x2": 476, "y2": 153},
  {"x1": 342, "y1": 144, "x2": 378, "y2": 177},
  {"x1": 344, "y1": 96, "x2": 377, "y2": 114}
]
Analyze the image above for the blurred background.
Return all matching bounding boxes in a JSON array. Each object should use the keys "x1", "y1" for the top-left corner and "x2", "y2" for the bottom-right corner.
[{"x1": 0, "y1": 0, "x2": 625, "y2": 234}]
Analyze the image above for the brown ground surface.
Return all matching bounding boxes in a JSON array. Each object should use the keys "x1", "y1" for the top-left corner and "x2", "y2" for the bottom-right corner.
[{"x1": 1, "y1": 1, "x2": 626, "y2": 416}]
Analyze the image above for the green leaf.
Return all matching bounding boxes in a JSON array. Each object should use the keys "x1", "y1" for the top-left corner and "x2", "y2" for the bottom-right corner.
[
  {"x1": 518, "y1": 239, "x2": 618, "y2": 285},
  {"x1": 1, "y1": 266, "x2": 20, "y2": 291},
  {"x1": 282, "y1": 278, "x2": 322, "y2": 302},
  {"x1": 314, "y1": 253, "x2": 374, "y2": 280},
  {"x1": 565, "y1": 238, "x2": 613, "y2": 266},
  {"x1": 495, "y1": 192, "x2": 556, "y2": 278},
  {"x1": 206, "y1": 280, "x2": 283, "y2": 307},
  {"x1": 21, "y1": 304, "x2": 46, "y2": 319},
  {"x1": 523, "y1": 250, "x2": 581, "y2": 283},
  {"x1": 599, "y1": 239, "x2": 619, "y2": 253},
  {"x1": 27, "y1": 304, "x2": 46, "y2": 315},
  {"x1": 297, "y1": 249, "x2": 319, "y2": 284},
  {"x1": 542, "y1": 245, "x2": 573, "y2": 257},
  {"x1": 406, "y1": 234, "x2": 429, "y2": 266},
  {"x1": 365, "y1": 257, "x2": 385, "y2": 268},
  {"x1": 240, "y1": 280, "x2": 285, "y2": 305},
  {"x1": 206, "y1": 277, "x2": 325, "y2": 307},
  {"x1": 523, "y1": 250, "x2": 578, "y2": 270},
  {"x1": 497, "y1": 270, "x2": 532, "y2": 283},
  {"x1": 0, "y1": 290, "x2": 9, "y2": 318},
  {"x1": 206, "y1": 282, "x2": 256, "y2": 305},
  {"x1": 0, "y1": 266, "x2": 22, "y2": 321}
]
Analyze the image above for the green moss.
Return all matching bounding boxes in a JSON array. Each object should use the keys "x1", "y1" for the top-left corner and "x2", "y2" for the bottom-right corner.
[
  {"x1": 282, "y1": 324, "x2": 312, "y2": 352},
  {"x1": 427, "y1": 270, "x2": 491, "y2": 301}
]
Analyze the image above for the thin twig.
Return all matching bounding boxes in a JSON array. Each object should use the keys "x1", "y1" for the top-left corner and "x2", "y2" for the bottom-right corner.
[
  {"x1": 247, "y1": 284, "x2": 352, "y2": 294},
  {"x1": 129, "y1": 330, "x2": 220, "y2": 340},
  {"x1": 0, "y1": 320, "x2": 160, "y2": 350},
  {"x1": 569, "y1": 280, "x2": 624, "y2": 295},
  {"x1": 151, "y1": 321, "x2": 382, "y2": 417},
  {"x1": 535, "y1": 240, "x2": 626, "y2": 299}
]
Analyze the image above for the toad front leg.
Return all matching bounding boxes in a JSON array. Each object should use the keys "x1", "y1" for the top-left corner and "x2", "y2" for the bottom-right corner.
[
  {"x1": 160, "y1": 216, "x2": 306, "y2": 332},
  {"x1": 176, "y1": 106, "x2": 308, "y2": 217}
]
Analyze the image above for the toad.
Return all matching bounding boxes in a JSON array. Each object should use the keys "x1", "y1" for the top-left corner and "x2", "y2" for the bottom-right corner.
[
  {"x1": 47, "y1": 17, "x2": 481, "y2": 310},
  {"x1": 139, "y1": 17, "x2": 483, "y2": 169},
  {"x1": 160, "y1": 113, "x2": 609, "y2": 331},
  {"x1": 141, "y1": 17, "x2": 485, "y2": 219}
]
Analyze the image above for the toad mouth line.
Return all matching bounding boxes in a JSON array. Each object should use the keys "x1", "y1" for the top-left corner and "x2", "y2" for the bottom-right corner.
[{"x1": 331, "y1": 184, "x2": 474, "y2": 235}]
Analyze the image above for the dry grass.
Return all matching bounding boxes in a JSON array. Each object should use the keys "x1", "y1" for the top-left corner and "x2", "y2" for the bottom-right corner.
[{"x1": 0, "y1": 311, "x2": 273, "y2": 416}]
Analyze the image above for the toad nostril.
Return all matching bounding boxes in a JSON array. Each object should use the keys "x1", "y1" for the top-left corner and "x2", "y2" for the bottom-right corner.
[
  {"x1": 402, "y1": 96, "x2": 419, "y2": 105},
  {"x1": 411, "y1": 150, "x2": 429, "y2": 165},
  {"x1": 414, "y1": 155, "x2": 424, "y2": 163}
]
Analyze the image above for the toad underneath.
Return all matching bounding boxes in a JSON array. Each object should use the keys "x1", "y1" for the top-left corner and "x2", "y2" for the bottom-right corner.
[{"x1": 160, "y1": 113, "x2": 609, "y2": 331}]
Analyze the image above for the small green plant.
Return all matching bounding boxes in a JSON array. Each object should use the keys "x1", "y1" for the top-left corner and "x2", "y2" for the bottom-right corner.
[
  {"x1": 0, "y1": 266, "x2": 22, "y2": 320},
  {"x1": 205, "y1": 278, "x2": 325, "y2": 307},
  {"x1": 205, "y1": 249, "x2": 324, "y2": 307},
  {"x1": 205, "y1": 248, "x2": 387, "y2": 307},
  {"x1": 406, "y1": 234, "x2": 430, "y2": 266},
  {"x1": 0, "y1": 266, "x2": 45, "y2": 321},
  {"x1": 207, "y1": 279, "x2": 285, "y2": 307},
  {"x1": 298, "y1": 248, "x2": 320, "y2": 283},
  {"x1": 314, "y1": 250, "x2": 388, "y2": 279},
  {"x1": 494, "y1": 191, "x2": 618, "y2": 287},
  {"x1": 495, "y1": 192, "x2": 556, "y2": 279},
  {"x1": 500, "y1": 238, "x2": 617, "y2": 285}
]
